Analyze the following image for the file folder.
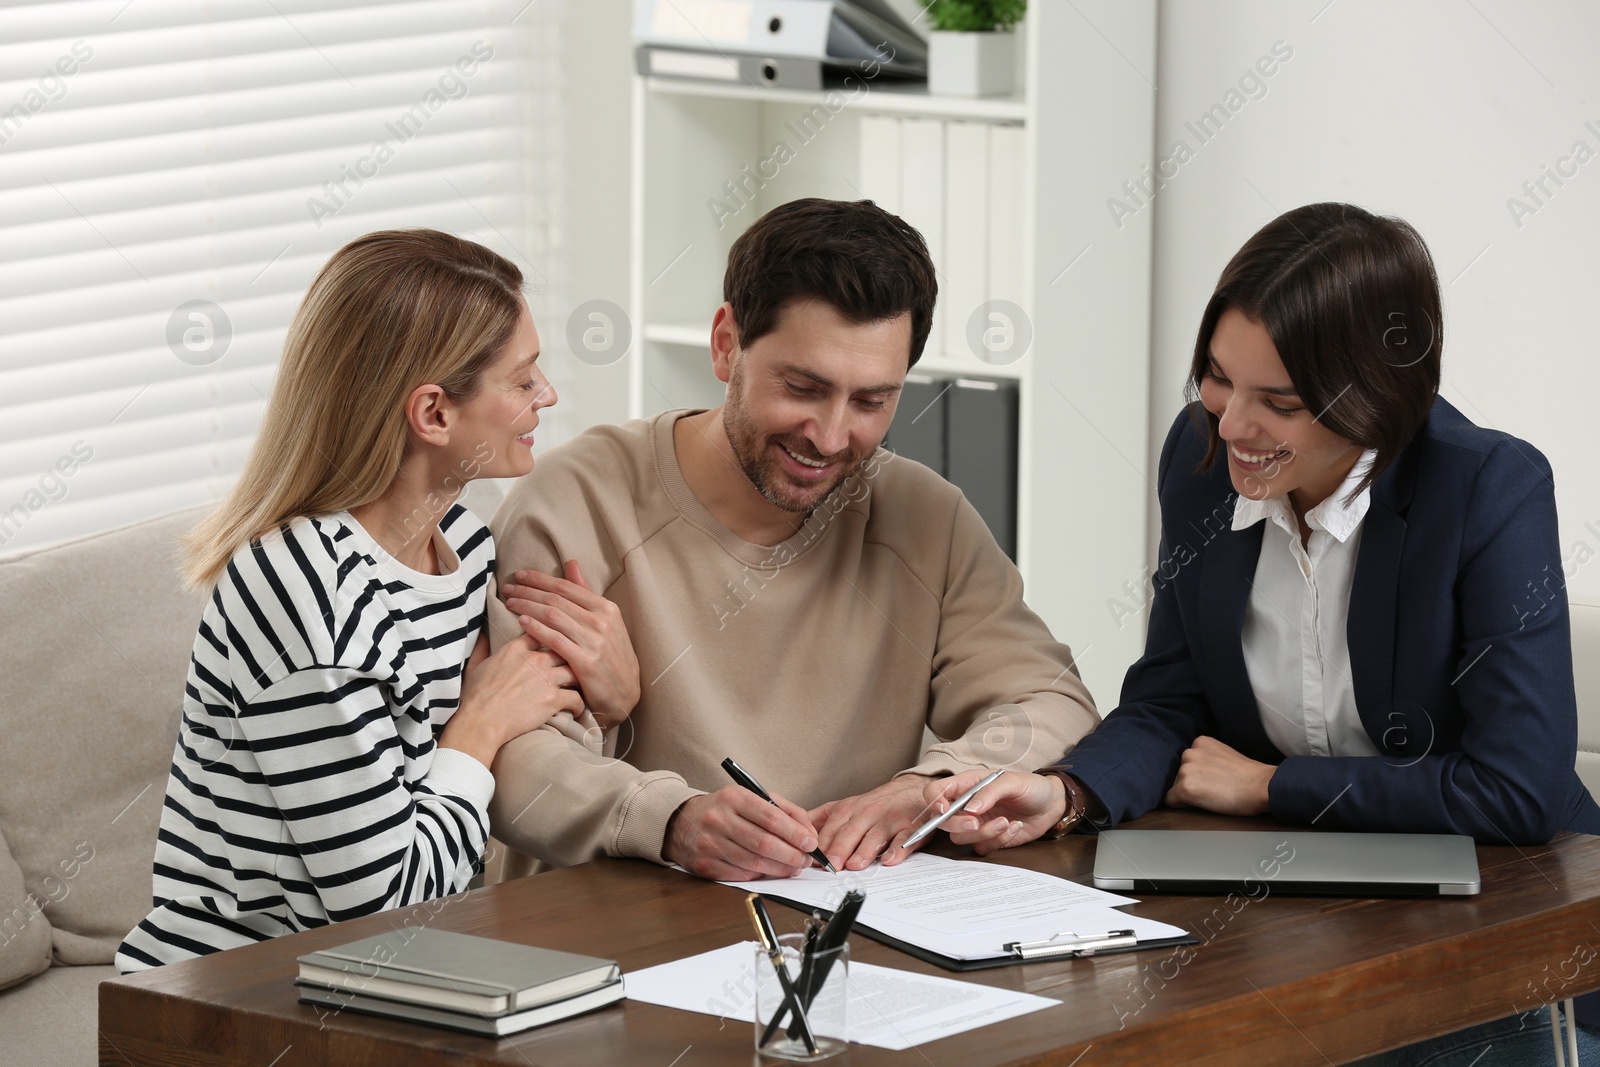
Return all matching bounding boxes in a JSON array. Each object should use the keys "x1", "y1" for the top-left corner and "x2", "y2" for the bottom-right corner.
[
  {"x1": 635, "y1": 0, "x2": 924, "y2": 62},
  {"x1": 637, "y1": 47, "x2": 917, "y2": 91},
  {"x1": 633, "y1": 0, "x2": 926, "y2": 89},
  {"x1": 886, "y1": 371, "x2": 1019, "y2": 560},
  {"x1": 858, "y1": 114, "x2": 902, "y2": 214},
  {"x1": 885, "y1": 373, "x2": 948, "y2": 475},
  {"x1": 898, "y1": 118, "x2": 945, "y2": 351},
  {"x1": 943, "y1": 122, "x2": 989, "y2": 359},
  {"x1": 947, "y1": 376, "x2": 1018, "y2": 559}
]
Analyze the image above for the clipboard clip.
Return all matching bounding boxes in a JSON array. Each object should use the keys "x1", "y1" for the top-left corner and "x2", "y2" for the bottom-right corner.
[{"x1": 1005, "y1": 930, "x2": 1138, "y2": 960}]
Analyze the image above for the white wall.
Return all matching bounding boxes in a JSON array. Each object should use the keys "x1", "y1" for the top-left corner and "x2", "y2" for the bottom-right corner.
[{"x1": 1147, "y1": 0, "x2": 1600, "y2": 602}]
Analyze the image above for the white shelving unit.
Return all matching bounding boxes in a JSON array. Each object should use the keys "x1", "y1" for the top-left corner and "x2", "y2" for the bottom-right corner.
[
  {"x1": 646, "y1": 75, "x2": 1029, "y2": 122},
  {"x1": 627, "y1": 5, "x2": 1158, "y2": 700}
]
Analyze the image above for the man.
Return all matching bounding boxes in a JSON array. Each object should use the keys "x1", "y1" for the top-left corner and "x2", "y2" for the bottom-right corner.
[{"x1": 485, "y1": 197, "x2": 1097, "y2": 881}]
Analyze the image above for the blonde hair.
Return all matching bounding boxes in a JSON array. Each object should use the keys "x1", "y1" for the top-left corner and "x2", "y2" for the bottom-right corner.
[{"x1": 183, "y1": 229, "x2": 525, "y2": 589}]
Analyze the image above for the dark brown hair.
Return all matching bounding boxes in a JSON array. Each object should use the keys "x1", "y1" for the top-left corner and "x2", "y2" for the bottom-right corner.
[
  {"x1": 1187, "y1": 202, "x2": 1443, "y2": 498},
  {"x1": 723, "y1": 198, "x2": 937, "y2": 367}
]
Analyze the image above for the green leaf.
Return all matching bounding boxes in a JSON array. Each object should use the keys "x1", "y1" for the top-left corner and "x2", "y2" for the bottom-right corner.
[{"x1": 928, "y1": 0, "x2": 1027, "y2": 33}]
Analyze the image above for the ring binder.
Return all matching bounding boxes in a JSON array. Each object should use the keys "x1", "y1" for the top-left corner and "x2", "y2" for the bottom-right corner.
[{"x1": 633, "y1": 0, "x2": 928, "y2": 91}]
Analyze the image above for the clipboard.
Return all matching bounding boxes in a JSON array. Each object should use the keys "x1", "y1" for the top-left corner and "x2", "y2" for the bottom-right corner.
[{"x1": 760, "y1": 894, "x2": 1199, "y2": 972}]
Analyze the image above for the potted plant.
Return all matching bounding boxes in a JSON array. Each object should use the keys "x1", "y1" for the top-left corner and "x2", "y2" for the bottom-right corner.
[{"x1": 926, "y1": 0, "x2": 1026, "y2": 97}]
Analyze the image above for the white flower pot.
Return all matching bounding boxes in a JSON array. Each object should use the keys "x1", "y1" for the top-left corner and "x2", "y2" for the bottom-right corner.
[{"x1": 928, "y1": 30, "x2": 1016, "y2": 97}]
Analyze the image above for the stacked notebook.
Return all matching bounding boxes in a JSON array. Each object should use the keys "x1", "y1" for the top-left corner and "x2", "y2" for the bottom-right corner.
[{"x1": 296, "y1": 928, "x2": 623, "y2": 1036}]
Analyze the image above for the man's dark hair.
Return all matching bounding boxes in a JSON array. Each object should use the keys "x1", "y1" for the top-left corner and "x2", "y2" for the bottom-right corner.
[
  {"x1": 723, "y1": 198, "x2": 937, "y2": 367},
  {"x1": 1187, "y1": 202, "x2": 1444, "y2": 498}
]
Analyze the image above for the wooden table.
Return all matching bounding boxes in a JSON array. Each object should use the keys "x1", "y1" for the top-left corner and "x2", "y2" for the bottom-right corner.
[{"x1": 99, "y1": 810, "x2": 1600, "y2": 1066}]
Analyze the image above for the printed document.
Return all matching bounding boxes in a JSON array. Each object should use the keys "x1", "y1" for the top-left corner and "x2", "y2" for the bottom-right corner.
[{"x1": 625, "y1": 941, "x2": 1059, "y2": 1050}]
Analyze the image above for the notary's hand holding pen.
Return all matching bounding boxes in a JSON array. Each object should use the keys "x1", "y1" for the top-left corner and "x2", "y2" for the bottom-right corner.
[{"x1": 898, "y1": 769, "x2": 1065, "y2": 857}]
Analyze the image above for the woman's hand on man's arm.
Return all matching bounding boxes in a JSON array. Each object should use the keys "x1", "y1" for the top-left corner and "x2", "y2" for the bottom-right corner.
[
  {"x1": 501, "y1": 560, "x2": 641, "y2": 728},
  {"x1": 440, "y1": 630, "x2": 585, "y2": 770}
]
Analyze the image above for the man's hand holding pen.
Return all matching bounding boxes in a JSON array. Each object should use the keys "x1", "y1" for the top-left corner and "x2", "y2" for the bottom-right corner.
[{"x1": 663, "y1": 786, "x2": 826, "y2": 880}]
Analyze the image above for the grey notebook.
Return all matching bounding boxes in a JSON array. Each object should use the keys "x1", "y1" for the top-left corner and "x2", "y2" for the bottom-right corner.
[
  {"x1": 297, "y1": 928, "x2": 619, "y2": 1017},
  {"x1": 1092, "y1": 829, "x2": 1481, "y2": 897},
  {"x1": 297, "y1": 979, "x2": 625, "y2": 1036}
]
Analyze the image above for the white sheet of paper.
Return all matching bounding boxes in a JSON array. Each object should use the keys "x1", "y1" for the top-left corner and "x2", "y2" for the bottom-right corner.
[
  {"x1": 718, "y1": 853, "x2": 1186, "y2": 959},
  {"x1": 624, "y1": 941, "x2": 1060, "y2": 1051},
  {"x1": 724, "y1": 853, "x2": 1136, "y2": 932}
]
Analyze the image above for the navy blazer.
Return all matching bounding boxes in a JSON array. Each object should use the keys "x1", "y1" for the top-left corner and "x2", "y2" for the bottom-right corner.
[{"x1": 1058, "y1": 397, "x2": 1600, "y2": 844}]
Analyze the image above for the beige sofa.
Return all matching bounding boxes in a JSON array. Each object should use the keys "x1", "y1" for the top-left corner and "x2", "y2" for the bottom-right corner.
[
  {"x1": 0, "y1": 505, "x2": 205, "y2": 1067},
  {"x1": 0, "y1": 484, "x2": 504, "y2": 1067}
]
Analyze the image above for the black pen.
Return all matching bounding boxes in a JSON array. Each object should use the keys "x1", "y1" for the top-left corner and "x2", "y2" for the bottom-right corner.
[
  {"x1": 721, "y1": 757, "x2": 837, "y2": 873},
  {"x1": 760, "y1": 912, "x2": 823, "y2": 1048},
  {"x1": 747, "y1": 894, "x2": 817, "y2": 1054},
  {"x1": 783, "y1": 889, "x2": 865, "y2": 1042},
  {"x1": 798, "y1": 914, "x2": 822, "y2": 998}
]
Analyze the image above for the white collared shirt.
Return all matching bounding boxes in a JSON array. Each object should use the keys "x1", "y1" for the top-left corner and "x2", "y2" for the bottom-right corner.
[{"x1": 1233, "y1": 452, "x2": 1380, "y2": 758}]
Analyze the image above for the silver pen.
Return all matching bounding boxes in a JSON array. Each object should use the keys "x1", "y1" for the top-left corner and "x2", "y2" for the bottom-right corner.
[{"x1": 901, "y1": 769, "x2": 1006, "y2": 849}]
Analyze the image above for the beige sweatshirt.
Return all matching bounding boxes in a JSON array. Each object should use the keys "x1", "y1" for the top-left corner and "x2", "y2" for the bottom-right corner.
[{"x1": 485, "y1": 410, "x2": 1098, "y2": 872}]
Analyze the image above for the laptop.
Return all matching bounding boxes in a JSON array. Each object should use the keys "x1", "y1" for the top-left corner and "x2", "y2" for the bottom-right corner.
[{"x1": 1092, "y1": 829, "x2": 1481, "y2": 897}]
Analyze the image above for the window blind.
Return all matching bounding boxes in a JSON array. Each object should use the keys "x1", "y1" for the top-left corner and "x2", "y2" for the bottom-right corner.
[{"x1": 0, "y1": 0, "x2": 562, "y2": 554}]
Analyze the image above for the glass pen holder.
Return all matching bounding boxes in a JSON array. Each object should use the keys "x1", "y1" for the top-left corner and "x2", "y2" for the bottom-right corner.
[{"x1": 754, "y1": 934, "x2": 848, "y2": 1061}]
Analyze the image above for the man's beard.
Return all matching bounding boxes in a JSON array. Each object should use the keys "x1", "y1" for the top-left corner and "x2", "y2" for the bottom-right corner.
[{"x1": 723, "y1": 365, "x2": 867, "y2": 514}]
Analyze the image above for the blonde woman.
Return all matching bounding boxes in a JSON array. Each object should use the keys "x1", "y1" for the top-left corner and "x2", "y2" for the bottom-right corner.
[{"x1": 117, "y1": 230, "x2": 606, "y2": 971}]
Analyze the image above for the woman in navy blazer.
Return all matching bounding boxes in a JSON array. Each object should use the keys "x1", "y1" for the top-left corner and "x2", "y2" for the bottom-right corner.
[
  {"x1": 905, "y1": 201, "x2": 1600, "y2": 1063},
  {"x1": 1043, "y1": 391, "x2": 1600, "y2": 842},
  {"x1": 906, "y1": 202, "x2": 1600, "y2": 852}
]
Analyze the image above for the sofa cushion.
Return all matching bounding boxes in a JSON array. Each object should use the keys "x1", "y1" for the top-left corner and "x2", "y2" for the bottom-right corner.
[
  {"x1": 0, "y1": 963, "x2": 112, "y2": 1067},
  {"x1": 0, "y1": 506, "x2": 208, "y2": 965},
  {"x1": 0, "y1": 823, "x2": 51, "y2": 990}
]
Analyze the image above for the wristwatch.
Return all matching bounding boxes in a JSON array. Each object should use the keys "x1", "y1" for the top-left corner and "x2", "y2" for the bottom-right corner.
[{"x1": 1032, "y1": 768, "x2": 1091, "y2": 839}]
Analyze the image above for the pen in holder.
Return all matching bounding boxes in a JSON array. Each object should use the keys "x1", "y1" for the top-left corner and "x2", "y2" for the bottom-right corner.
[
  {"x1": 749, "y1": 889, "x2": 863, "y2": 1061},
  {"x1": 754, "y1": 933, "x2": 848, "y2": 1061}
]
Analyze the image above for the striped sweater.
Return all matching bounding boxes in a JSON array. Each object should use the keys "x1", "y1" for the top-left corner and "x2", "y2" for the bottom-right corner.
[{"x1": 116, "y1": 504, "x2": 495, "y2": 972}]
